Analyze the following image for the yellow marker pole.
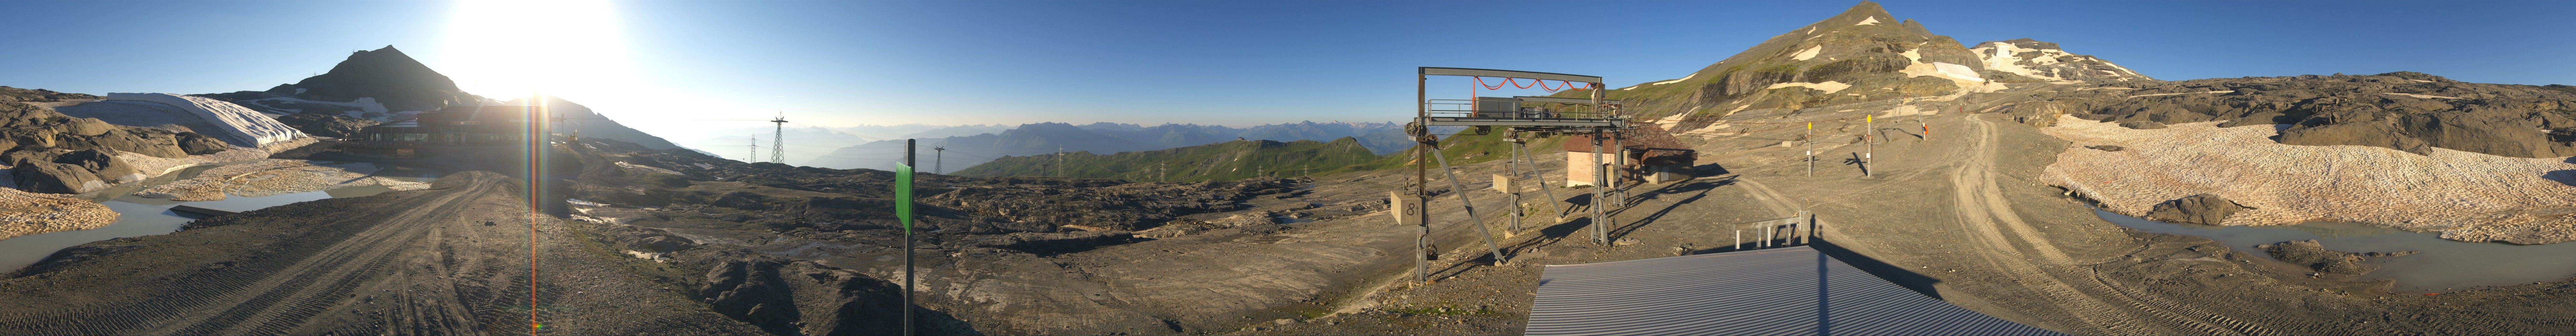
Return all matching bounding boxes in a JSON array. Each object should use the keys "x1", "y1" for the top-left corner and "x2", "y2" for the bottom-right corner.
[{"x1": 1805, "y1": 122, "x2": 1813, "y2": 177}]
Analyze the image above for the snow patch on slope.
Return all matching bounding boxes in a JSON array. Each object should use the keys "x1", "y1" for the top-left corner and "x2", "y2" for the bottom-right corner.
[
  {"x1": 1766, "y1": 81, "x2": 1851, "y2": 93},
  {"x1": 1792, "y1": 45, "x2": 1823, "y2": 61},
  {"x1": 2384, "y1": 93, "x2": 2464, "y2": 99},
  {"x1": 106, "y1": 93, "x2": 306, "y2": 147},
  {"x1": 1972, "y1": 41, "x2": 2149, "y2": 84},
  {"x1": 1647, "y1": 73, "x2": 1698, "y2": 86},
  {"x1": 1854, "y1": 16, "x2": 1879, "y2": 26}
]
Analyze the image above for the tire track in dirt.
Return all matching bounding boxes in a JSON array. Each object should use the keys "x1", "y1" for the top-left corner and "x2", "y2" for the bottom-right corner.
[
  {"x1": 1950, "y1": 114, "x2": 2277, "y2": 335},
  {"x1": 160, "y1": 176, "x2": 499, "y2": 334},
  {"x1": 0, "y1": 174, "x2": 506, "y2": 335}
]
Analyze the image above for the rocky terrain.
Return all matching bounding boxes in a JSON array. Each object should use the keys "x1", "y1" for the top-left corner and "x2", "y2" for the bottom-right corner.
[
  {"x1": 2259, "y1": 240, "x2": 2417, "y2": 277},
  {"x1": 0, "y1": 187, "x2": 114, "y2": 241},
  {"x1": 0, "y1": 101, "x2": 232, "y2": 194},
  {"x1": 2, "y1": 1, "x2": 2572, "y2": 335},
  {"x1": 2040, "y1": 116, "x2": 2576, "y2": 243},
  {"x1": 0, "y1": 86, "x2": 99, "y2": 103},
  {"x1": 1591, "y1": 1, "x2": 2060, "y2": 126},
  {"x1": 1970, "y1": 38, "x2": 2155, "y2": 85},
  {"x1": 199, "y1": 45, "x2": 681, "y2": 150},
  {"x1": 130, "y1": 159, "x2": 429, "y2": 201},
  {"x1": 2018, "y1": 72, "x2": 2576, "y2": 158}
]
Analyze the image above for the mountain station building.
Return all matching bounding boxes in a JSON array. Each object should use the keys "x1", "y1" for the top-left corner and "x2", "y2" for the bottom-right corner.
[{"x1": 341, "y1": 105, "x2": 546, "y2": 158}]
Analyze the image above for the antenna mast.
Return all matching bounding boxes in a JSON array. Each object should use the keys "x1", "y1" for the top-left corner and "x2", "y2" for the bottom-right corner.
[
  {"x1": 748, "y1": 136, "x2": 758, "y2": 163},
  {"x1": 770, "y1": 112, "x2": 788, "y2": 164}
]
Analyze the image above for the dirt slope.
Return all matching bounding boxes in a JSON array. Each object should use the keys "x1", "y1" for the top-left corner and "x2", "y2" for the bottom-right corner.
[{"x1": 0, "y1": 171, "x2": 761, "y2": 335}]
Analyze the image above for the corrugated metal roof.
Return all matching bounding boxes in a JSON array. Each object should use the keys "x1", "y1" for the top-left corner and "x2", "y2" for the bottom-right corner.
[{"x1": 1526, "y1": 246, "x2": 2060, "y2": 336}]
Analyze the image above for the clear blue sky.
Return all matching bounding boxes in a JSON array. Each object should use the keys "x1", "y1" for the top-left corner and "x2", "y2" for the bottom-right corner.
[{"x1": 4, "y1": 0, "x2": 2570, "y2": 133}]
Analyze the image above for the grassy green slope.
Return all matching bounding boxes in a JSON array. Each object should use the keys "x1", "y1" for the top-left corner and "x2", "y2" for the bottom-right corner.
[
  {"x1": 1344, "y1": 129, "x2": 1564, "y2": 172},
  {"x1": 952, "y1": 136, "x2": 1384, "y2": 182}
]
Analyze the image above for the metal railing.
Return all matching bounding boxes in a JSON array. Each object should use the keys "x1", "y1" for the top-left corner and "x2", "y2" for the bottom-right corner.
[{"x1": 1421, "y1": 99, "x2": 1617, "y2": 120}]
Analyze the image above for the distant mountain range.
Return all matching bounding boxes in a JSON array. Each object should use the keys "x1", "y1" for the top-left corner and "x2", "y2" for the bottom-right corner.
[
  {"x1": 950, "y1": 137, "x2": 1382, "y2": 182},
  {"x1": 798, "y1": 120, "x2": 1407, "y2": 172}
]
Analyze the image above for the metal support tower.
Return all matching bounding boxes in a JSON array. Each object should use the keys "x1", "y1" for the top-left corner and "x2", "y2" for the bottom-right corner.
[
  {"x1": 748, "y1": 136, "x2": 758, "y2": 163},
  {"x1": 1590, "y1": 129, "x2": 1609, "y2": 245},
  {"x1": 1404, "y1": 67, "x2": 1619, "y2": 284},
  {"x1": 933, "y1": 146, "x2": 946, "y2": 174},
  {"x1": 769, "y1": 112, "x2": 787, "y2": 164}
]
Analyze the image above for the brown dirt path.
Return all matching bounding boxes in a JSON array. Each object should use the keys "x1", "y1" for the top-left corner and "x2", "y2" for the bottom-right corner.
[{"x1": 0, "y1": 171, "x2": 760, "y2": 335}]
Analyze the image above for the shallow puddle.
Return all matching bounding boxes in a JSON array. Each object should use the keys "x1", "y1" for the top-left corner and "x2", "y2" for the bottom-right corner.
[
  {"x1": 0, "y1": 163, "x2": 443, "y2": 274},
  {"x1": 2095, "y1": 208, "x2": 2576, "y2": 293}
]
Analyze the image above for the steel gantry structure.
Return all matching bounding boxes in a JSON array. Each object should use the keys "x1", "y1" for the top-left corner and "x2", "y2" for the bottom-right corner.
[{"x1": 1401, "y1": 67, "x2": 1628, "y2": 284}]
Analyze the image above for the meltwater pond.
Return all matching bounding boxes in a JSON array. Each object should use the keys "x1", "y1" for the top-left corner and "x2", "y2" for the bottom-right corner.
[
  {"x1": 2096, "y1": 208, "x2": 2576, "y2": 293},
  {"x1": 0, "y1": 163, "x2": 441, "y2": 274}
]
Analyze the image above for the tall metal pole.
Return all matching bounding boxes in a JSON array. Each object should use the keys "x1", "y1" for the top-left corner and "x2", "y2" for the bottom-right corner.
[
  {"x1": 748, "y1": 136, "x2": 758, "y2": 163},
  {"x1": 770, "y1": 112, "x2": 786, "y2": 163},
  {"x1": 934, "y1": 146, "x2": 946, "y2": 174},
  {"x1": 1526, "y1": 138, "x2": 1564, "y2": 217},
  {"x1": 1609, "y1": 129, "x2": 1623, "y2": 206},
  {"x1": 902, "y1": 139, "x2": 915, "y2": 336},
  {"x1": 1590, "y1": 129, "x2": 1607, "y2": 245},
  {"x1": 1807, "y1": 123, "x2": 1814, "y2": 177},
  {"x1": 1414, "y1": 73, "x2": 1430, "y2": 285},
  {"x1": 1866, "y1": 114, "x2": 1874, "y2": 177},
  {"x1": 1428, "y1": 145, "x2": 1508, "y2": 266},
  {"x1": 1507, "y1": 136, "x2": 1522, "y2": 232}
]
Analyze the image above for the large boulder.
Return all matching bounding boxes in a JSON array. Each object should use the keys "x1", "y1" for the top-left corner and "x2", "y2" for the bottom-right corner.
[
  {"x1": 0, "y1": 102, "x2": 216, "y2": 158},
  {"x1": 2142, "y1": 193, "x2": 2253, "y2": 225},
  {"x1": 52, "y1": 149, "x2": 139, "y2": 183},
  {"x1": 175, "y1": 132, "x2": 228, "y2": 155},
  {"x1": 12, "y1": 161, "x2": 106, "y2": 194},
  {"x1": 693, "y1": 253, "x2": 908, "y2": 336}
]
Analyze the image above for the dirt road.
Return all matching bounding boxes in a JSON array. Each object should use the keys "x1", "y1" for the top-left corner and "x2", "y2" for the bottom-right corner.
[
  {"x1": 1263, "y1": 105, "x2": 2576, "y2": 335},
  {"x1": 0, "y1": 171, "x2": 758, "y2": 335}
]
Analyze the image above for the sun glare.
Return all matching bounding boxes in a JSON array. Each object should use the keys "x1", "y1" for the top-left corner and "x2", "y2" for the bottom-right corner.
[{"x1": 439, "y1": 0, "x2": 632, "y2": 103}]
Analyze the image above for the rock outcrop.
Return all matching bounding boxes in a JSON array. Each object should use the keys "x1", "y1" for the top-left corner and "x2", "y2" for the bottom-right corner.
[
  {"x1": 0, "y1": 101, "x2": 234, "y2": 193},
  {"x1": 103, "y1": 93, "x2": 305, "y2": 147},
  {"x1": 2258, "y1": 240, "x2": 2416, "y2": 276},
  {"x1": 0, "y1": 86, "x2": 99, "y2": 102},
  {"x1": 2142, "y1": 193, "x2": 2252, "y2": 225},
  {"x1": 269, "y1": 112, "x2": 379, "y2": 138},
  {"x1": 691, "y1": 252, "x2": 908, "y2": 336},
  {"x1": 2025, "y1": 72, "x2": 2576, "y2": 158}
]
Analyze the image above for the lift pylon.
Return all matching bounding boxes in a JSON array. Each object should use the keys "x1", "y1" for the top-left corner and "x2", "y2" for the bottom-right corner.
[{"x1": 1402, "y1": 67, "x2": 1626, "y2": 284}]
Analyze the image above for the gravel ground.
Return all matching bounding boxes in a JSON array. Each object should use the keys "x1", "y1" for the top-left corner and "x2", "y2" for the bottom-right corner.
[
  {"x1": 0, "y1": 188, "x2": 115, "y2": 241},
  {"x1": 2041, "y1": 116, "x2": 2576, "y2": 243},
  {"x1": 132, "y1": 159, "x2": 429, "y2": 201}
]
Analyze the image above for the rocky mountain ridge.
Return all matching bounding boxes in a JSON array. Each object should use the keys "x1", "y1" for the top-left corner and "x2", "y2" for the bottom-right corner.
[
  {"x1": 196, "y1": 46, "x2": 680, "y2": 149},
  {"x1": 952, "y1": 137, "x2": 1382, "y2": 181},
  {"x1": 800, "y1": 120, "x2": 1405, "y2": 172},
  {"x1": 2002, "y1": 71, "x2": 2576, "y2": 158}
]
